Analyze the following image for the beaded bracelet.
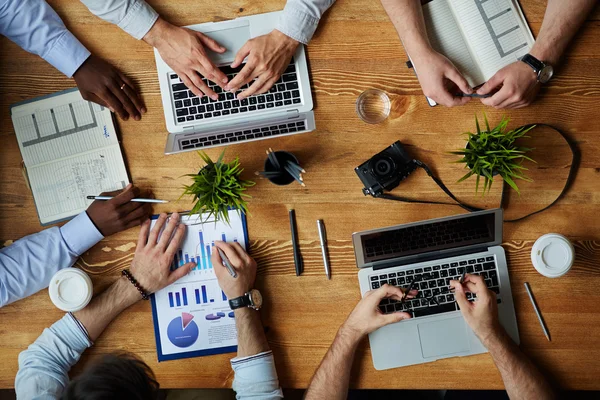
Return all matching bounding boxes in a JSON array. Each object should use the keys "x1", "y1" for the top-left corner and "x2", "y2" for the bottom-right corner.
[{"x1": 122, "y1": 269, "x2": 149, "y2": 300}]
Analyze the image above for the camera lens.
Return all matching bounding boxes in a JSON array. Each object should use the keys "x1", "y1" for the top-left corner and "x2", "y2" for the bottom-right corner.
[{"x1": 369, "y1": 155, "x2": 397, "y2": 179}]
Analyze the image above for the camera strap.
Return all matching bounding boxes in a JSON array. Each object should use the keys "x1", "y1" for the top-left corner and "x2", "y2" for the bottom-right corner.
[{"x1": 377, "y1": 124, "x2": 578, "y2": 223}]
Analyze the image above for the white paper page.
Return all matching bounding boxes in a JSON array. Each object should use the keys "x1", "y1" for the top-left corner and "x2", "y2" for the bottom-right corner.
[
  {"x1": 423, "y1": 0, "x2": 485, "y2": 87},
  {"x1": 11, "y1": 90, "x2": 118, "y2": 166},
  {"x1": 26, "y1": 145, "x2": 129, "y2": 224},
  {"x1": 152, "y1": 211, "x2": 246, "y2": 358},
  {"x1": 450, "y1": 0, "x2": 535, "y2": 82}
]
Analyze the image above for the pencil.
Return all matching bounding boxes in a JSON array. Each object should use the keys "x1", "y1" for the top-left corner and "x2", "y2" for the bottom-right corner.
[
  {"x1": 284, "y1": 165, "x2": 305, "y2": 186},
  {"x1": 286, "y1": 160, "x2": 306, "y2": 174}
]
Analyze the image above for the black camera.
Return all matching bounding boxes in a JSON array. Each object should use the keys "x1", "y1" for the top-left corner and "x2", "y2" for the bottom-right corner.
[{"x1": 355, "y1": 141, "x2": 418, "y2": 197}]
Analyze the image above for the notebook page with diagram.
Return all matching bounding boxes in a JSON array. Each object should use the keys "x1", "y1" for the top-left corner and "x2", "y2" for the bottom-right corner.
[
  {"x1": 421, "y1": 0, "x2": 534, "y2": 87},
  {"x1": 11, "y1": 89, "x2": 129, "y2": 225}
]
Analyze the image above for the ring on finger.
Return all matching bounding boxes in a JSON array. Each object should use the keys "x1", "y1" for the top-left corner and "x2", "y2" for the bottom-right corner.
[{"x1": 120, "y1": 83, "x2": 126, "y2": 90}]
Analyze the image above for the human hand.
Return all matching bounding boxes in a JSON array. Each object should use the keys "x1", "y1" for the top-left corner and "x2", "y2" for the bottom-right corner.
[
  {"x1": 477, "y1": 61, "x2": 540, "y2": 109},
  {"x1": 129, "y1": 212, "x2": 195, "y2": 294},
  {"x1": 212, "y1": 241, "x2": 256, "y2": 299},
  {"x1": 86, "y1": 184, "x2": 152, "y2": 237},
  {"x1": 73, "y1": 55, "x2": 146, "y2": 121},
  {"x1": 225, "y1": 30, "x2": 299, "y2": 99},
  {"x1": 144, "y1": 18, "x2": 228, "y2": 100},
  {"x1": 450, "y1": 274, "x2": 503, "y2": 344},
  {"x1": 411, "y1": 49, "x2": 473, "y2": 107},
  {"x1": 341, "y1": 284, "x2": 416, "y2": 341}
]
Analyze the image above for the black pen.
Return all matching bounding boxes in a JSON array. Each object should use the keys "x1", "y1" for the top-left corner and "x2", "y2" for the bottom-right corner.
[
  {"x1": 456, "y1": 93, "x2": 492, "y2": 98},
  {"x1": 289, "y1": 209, "x2": 303, "y2": 276}
]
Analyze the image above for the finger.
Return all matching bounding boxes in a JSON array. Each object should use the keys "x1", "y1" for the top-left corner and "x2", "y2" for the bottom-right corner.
[
  {"x1": 148, "y1": 213, "x2": 168, "y2": 245},
  {"x1": 188, "y1": 68, "x2": 218, "y2": 99},
  {"x1": 83, "y1": 93, "x2": 109, "y2": 108},
  {"x1": 199, "y1": 59, "x2": 228, "y2": 86},
  {"x1": 230, "y1": 242, "x2": 252, "y2": 263},
  {"x1": 450, "y1": 280, "x2": 471, "y2": 311},
  {"x1": 249, "y1": 75, "x2": 279, "y2": 96},
  {"x1": 435, "y1": 89, "x2": 470, "y2": 107},
  {"x1": 111, "y1": 80, "x2": 141, "y2": 121},
  {"x1": 110, "y1": 184, "x2": 140, "y2": 206},
  {"x1": 405, "y1": 289, "x2": 419, "y2": 299},
  {"x1": 478, "y1": 73, "x2": 504, "y2": 95},
  {"x1": 237, "y1": 76, "x2": 266, "y2": 100},
  {"x1": 380, "y1": 312, "x2": 412, "y2": 325},
  {"x1": 166, "y1": 223, "x2": 187, "y2": 257},
  {"x1": 230, "y1": 42, "x2": 252, "y2": 69},
  {"x1": 213, "y1": 241, "x2": 244, "y2": 267},
  {"x1": 445, "y1": 68, "x2": 472, "y2": 94},
  {"x1": 121, "y1": 203, "x2": 149, "y2": 224},
  {"x1": 463, "y1": 274, "x2": 486, "y2": 292},
  {"x1": 495, "y1": 96, "x2": 520, "y2": 110},
  {"x1": 118, "y1": 72, "x2": 147, "y2": 114},
  {"x1": 481, "y1": 87, "x2": 509, "y2": 108},
  {"x1": 198, "y1": 32, "x2": 226, "y2": 54},
  {"x1": 99, "y1": 87, "x2": 129, "y2": 120},
  {"x1": 371, "y1": 284, "x2": 405, "y2": 304},
  {"x1": 180, "y1": 72, "x2": 214, "y2": 100},
  {"x1": 136, "y1": 218, "x2": 151, "y2": 249},
  {"x1": 169, "y1": 262, "x2": 196, "y2": 284},
  {"x1": 226, "y1": 64, "x2": 255, "y2": 92},
  {"x1": 158, "y1": 212, "x2": 180, "y2": 250}
]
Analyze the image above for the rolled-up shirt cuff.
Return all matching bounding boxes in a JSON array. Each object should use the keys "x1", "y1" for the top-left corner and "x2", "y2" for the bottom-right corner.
[
  {"x1": 231, "y1": 351, "x2": 283, "y2": 398},
  {"x1": 43, "y1": 30, "x2": 91, "y2": 77},
  {"x1": 118, "y1": 0, "x2": 159, "y2": 40},
  {"x1": 276, "y1": 3, "x2": 320, "y2": 44},
  {"x1": 60, "y1": 212, "x2": 104, "y2": 256}
]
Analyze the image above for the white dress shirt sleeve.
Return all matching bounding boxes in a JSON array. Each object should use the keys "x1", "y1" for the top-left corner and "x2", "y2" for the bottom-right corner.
[
  {"x1": 231, "y1": 351, "x2": 284, "y2": 400},
  {"x1": 276, "y1": 0, "x2": 337, "y2": 44},
  {"x1": 0, "y1": 0, "x2": 91, "y2": 77},
  {"x1": 79, "y1": 0, "x2": 159, "y2": 40},
  {"x1": 0, "y1": 212, "x2": 103, "y2": 308},
  {"x1": 15, "y1": 313, "x2": 93, "y2": 399}
]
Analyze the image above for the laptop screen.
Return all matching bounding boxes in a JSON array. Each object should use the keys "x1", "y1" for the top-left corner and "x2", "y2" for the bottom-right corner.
[{"x1": 360, "y1": 212, "x2": 496, "y2": 264}]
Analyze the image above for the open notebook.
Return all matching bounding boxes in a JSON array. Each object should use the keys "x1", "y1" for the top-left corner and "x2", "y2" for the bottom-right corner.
[
  {"x1": 11, "y1": 89, "x2": 129, "y2": 226},
  {"x1": 420, "y1": 0, "x2": 535, "y2": 94}
]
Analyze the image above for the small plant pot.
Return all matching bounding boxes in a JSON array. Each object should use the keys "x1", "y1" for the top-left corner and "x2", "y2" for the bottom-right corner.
[{"x1": 264, "y1": 151, "x2": 300, "y2": 186}]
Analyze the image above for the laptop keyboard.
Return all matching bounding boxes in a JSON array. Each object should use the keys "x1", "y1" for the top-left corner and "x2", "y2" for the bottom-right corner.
[
  {"x1": 170, "y1": 60, "x2": 301, "y2": 124},
  {"x1": 179, "y1": 120, "x2": 307, "y2": 150},
  {"x1": 370, "y1": 256, "x2": 501, "y2": 319}
]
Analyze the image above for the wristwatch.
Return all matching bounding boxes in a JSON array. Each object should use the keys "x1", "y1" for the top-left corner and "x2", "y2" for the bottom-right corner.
[
  {"x1": 519, "y1": 54, "x2": 554, "y2": 83},
  {"x1": 228, "y1": 289, "x2": 263, "y2": 310}
]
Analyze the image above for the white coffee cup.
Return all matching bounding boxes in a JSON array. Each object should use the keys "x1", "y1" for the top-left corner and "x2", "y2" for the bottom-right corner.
[
  {"x1": 49, "y1": 268, "x2": 93, "y2": 312},
  {"x1": 531, "y1": 233, "x2": 575, "y2": 278}
]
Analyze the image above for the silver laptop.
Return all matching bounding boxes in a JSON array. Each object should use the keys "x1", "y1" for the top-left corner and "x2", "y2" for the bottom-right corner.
[
  {"x1": 153, "y1": 11, "x2": 316, "y2": 155},
  {"x1": 353, "y1": 209, "x2": 519, "y2": 370}
]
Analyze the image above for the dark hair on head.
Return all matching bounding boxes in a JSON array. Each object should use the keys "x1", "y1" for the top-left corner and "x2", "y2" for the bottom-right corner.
[{"x1": 61, "y1": 352, "x2": 160, "y2": 400}]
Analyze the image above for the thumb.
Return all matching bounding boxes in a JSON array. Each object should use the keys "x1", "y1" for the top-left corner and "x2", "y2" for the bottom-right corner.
[
  {"x1": 450, "y1": 280, "x2": 470, "y2": 312},
  {"x1": 380, "y1": 311, "x2": 412, "y2": 327},
  {"x1": 478, "y1": 72, "x2": 504, "y2": 95},
  {"x1": 198, "y1": 32, "x2": 226, "y2": 53},
  {"x1": 231, "y1": 42, "x2": 251, "y2": 68},
  {"x1": 169, "y1": 262, "x2": 196, "y2": 284},
  {"x1": 445, "y1": 67, "x2": 472, "y2": 94}
]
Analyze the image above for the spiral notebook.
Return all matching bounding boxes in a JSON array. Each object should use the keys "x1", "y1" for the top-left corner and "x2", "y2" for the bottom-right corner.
[{"x1": 10, "y1": 89, "x2": 129, "y2": 226}]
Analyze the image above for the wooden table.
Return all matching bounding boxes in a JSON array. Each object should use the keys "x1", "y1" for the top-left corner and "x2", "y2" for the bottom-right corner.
[{"x1": 1, "y1": 0, "x2": 599, "y2": 391}]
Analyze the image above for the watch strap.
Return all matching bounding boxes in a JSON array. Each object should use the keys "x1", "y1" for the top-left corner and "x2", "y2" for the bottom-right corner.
[
  {"x1": 229, "y1": 293, "x2": 251, "y2": 310},
  {"x1": 520, "y1": 54, "x2": 545, "y2": 73}
]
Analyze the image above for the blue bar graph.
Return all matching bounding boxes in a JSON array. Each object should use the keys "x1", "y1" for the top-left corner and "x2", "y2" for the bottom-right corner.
[
  {"x1": 170, "y1": 230, "x2": 237, "y2": 271},
  {"x1": 202, "y1": 286, "x2": 208, "y2": 303},
  {"x1": 168, "y1": 292, "x2": 174, "y2": 307},
  {"x1": 195, "y1": 289, "x2": 200, "y2": 304},
  {"x1": 222, "y1": 291, "x2": 227, "y2": 301},
  {"x1": 182, "y1": 288, "x2": 188, "y2": 306},
  {"x1": 221, "y1": 233, "x2": 226, "y2": 241},
  {"x1": 175, "y1": 293, "x2": 181, "y2": 307}
]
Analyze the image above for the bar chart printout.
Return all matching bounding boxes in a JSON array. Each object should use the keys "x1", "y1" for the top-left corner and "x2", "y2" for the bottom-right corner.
[{"x1": 150, "y1": 210, "x2": 248, "y2": 361}]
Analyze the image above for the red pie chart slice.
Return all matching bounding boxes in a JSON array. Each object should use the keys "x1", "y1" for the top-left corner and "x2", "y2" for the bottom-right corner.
[{"x1": 182, "y1": 312, "x2": 194, "y2": 330}]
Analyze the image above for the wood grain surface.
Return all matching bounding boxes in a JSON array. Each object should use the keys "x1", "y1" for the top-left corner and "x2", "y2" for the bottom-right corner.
[{"x1": 1, "y1": 0, "x2": 600, "y2": 391}]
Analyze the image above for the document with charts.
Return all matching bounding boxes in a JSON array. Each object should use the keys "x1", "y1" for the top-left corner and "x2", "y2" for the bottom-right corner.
[
  {"x1": 150, "y1": 210, "x2": 248, "y2": 361},
  {"x1": 10, "y1": 88, "x2": 129, "y2": 226},
  {"x1": 422, "y1": 0, "x2": 535, "y2": 87}
]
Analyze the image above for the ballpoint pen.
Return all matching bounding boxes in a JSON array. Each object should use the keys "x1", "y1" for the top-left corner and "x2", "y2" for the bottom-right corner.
[
  {"x1": 218, "y1": 248, "x2": 238, "y2": 278},
  {"x1": 289, "y1": 209, "x2": 303, "y2": 276},
  {"x1": 87, "y1": 195, "x2": 168, "y2": 204},
  {"x1": 524, "y1": 282, "x2": 551, "y2": 341},
  {"x1": 317, "y1": 219, "x2": 330, "y2": 280}
]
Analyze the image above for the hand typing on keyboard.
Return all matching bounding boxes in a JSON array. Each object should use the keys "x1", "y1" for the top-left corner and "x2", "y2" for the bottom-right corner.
[
  {"x1": 341, "y1": 285, "x2": 417, "y2": 341},
  {"x1": 143, "y1": 18, "x2": 229, "y2": 100},
  {"x1": 450, "y1": 274, "x2": 502, "y2": 344},
  {"x1": 226, "y1": 30, "x2": 300, "y2": 99}
]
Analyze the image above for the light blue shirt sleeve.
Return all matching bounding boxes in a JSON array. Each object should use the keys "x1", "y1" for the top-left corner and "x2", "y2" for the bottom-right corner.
[
  {"x1": 79, "y1": 0, "x2": 159, "y2": 40},
  {"x1": 0, "y1": 212, "x2": 103, "y2": 308},
  {"x1": 231, "y1": 351, "x2": 283, "y2": 400},
  {"x1": 276, "y1": 0, "x2": 337, "y2": 44},
  {"x1": 15, "y1": 313, "x2": 92, "y2": 400},
  {"x1": 0, "y1": 0, "x2": 91, "y2": 77}
]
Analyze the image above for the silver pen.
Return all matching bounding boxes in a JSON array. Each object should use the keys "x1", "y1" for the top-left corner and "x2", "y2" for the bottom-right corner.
[
  {"x1": 524, "y1": 282, "x2": 550, "y2": 341},
  {"x1": 317, "y1": 219, "x2": 331, "y2": 280},
  {"x1": 217, "y1": 248, "x2": 237, "y2": 278}
]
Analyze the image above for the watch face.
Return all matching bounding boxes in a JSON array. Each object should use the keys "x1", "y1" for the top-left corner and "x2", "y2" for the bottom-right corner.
[
  {"x1": 539, "y1": 65, "x2": 554, "y2": 83},
  {"x1": 249, "y1": 289, "x2": 263, "y2": 309}
]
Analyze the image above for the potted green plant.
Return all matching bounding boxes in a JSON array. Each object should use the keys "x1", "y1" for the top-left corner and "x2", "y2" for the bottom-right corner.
[
  {"x1": 181, "y1": 151, "x2": 255, "y2": 223},
  {"x1": 452, "y1": 115, "x2": 535, "y2": 194}
]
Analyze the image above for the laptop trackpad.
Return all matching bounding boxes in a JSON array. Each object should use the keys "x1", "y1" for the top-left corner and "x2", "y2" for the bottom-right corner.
[
  {"x1": 418, "y1": 317, "x2": 470, "y2": 359},
  {"x1": 202, "y1": 25, "x2": 251, "y2": 65}
]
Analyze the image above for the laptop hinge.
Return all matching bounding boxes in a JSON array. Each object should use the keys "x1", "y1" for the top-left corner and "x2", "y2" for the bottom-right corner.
[{"x1": 372, "y1": 245, "x2": 491, "y2": 271}]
